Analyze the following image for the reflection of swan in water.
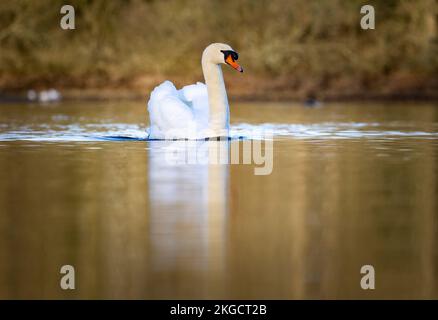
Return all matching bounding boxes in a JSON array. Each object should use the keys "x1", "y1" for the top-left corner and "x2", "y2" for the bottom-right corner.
[
  {"x1": 147, "y1": 43, "x2": 243, "y2": 139},
  {"x1": 147, "y1": 140, "x2": 229, "y2": 296}
]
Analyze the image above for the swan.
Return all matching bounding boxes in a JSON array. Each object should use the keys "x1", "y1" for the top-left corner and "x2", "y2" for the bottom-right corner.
[{"x1": 147, "y1": 43, "x2": 243, "y2": 139}]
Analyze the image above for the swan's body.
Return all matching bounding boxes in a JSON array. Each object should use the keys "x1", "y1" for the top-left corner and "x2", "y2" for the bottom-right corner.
[{"x1": 147, "y1": 43, "x2": 243, "y2": 139}]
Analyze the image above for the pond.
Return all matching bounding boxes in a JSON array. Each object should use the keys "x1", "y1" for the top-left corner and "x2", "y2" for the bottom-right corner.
[{"x1": 0, "y1": 100, "x2": 437, "y2": 298}]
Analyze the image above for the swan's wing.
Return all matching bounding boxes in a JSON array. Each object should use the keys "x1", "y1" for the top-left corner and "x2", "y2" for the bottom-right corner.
[
  {"x1": 180, "y1": 82, "x2": 207, "y2": 102},
  {"x1": 179, "y1": 82, "x2": 209, "y2": 126},
  {"x1": 147, "y1": 81, "x2": 195, "y2": 138}
]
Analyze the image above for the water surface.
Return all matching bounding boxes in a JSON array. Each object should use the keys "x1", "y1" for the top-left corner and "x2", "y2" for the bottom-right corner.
[{"x1": 0, "y1": 100, "x2": 437, "y2": 299}]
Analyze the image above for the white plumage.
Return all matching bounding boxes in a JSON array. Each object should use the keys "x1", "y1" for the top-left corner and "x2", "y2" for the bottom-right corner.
[
  {"x1": 146, "y1": 43, "x2": 243, "y2": 140},
  {"x1": 147, "y1": 81, "x2": 209, "y2": 139}
]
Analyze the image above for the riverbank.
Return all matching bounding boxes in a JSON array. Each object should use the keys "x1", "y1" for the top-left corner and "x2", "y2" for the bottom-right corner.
[{"x1": 1, "y1": 72, "x2": 437, "y2": 103}]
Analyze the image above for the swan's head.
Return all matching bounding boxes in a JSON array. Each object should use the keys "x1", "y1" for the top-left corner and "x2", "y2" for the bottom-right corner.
[{"x1": 202, "y1": 43, "x2": 243, "y2": 73}]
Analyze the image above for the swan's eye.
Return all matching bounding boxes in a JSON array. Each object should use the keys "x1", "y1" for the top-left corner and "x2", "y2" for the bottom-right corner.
[{"x1": 221, "y1": 50, "x2": 238, "y2": 62}]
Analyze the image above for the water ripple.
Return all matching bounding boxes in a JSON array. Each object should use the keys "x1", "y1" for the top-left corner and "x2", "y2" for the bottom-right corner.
[{"x1": 0, "y1": 122, "x2": 436, "y2": 142}]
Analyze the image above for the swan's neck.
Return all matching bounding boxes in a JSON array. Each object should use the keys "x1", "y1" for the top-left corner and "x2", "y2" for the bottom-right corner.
[{"x1": 202, "y1": 60, "x2": 229, "y2": 136}]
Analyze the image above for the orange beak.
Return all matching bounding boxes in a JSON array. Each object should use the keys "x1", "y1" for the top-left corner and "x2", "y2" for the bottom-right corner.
[{"x1": 225, "y1": 55, "x2": 243, "y2": 72}]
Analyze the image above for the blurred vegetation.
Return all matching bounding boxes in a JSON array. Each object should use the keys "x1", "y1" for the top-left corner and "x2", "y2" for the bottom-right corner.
[{"x1": 0, "y1": 0, "x2": 437, "y2": 98}]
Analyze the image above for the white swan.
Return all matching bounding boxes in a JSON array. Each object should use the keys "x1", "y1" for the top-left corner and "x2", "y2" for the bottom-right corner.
[{"x1": 147, "y1": 43, "x2": 243, "y2": 139}]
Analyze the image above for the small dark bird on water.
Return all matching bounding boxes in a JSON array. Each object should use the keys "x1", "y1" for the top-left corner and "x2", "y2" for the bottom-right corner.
[{"x1": 304, "y1": 92, "x2": 321, "y2": 107}]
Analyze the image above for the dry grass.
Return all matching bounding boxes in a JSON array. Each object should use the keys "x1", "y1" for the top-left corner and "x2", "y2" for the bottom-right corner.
[{"x1": 0, "y1": 0, "x2": 437, "y2": 98}]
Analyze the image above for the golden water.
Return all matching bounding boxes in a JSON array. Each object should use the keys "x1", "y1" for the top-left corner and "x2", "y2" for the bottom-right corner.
[{"x1": 0, "y1": 101, "x2": 437, "y2": 298}]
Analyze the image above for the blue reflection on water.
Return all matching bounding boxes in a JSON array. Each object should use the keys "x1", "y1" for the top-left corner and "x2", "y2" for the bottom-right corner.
[{"x1": 0, "y1": 122, "x2": 437, "y2": 142}]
